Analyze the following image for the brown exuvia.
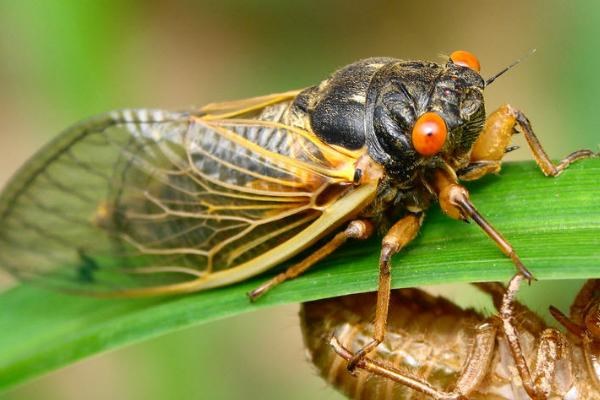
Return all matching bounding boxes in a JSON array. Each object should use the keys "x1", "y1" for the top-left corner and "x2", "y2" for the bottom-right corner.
[{"x1": 301, "y1": 280, "x2": 600, "y2": 399}]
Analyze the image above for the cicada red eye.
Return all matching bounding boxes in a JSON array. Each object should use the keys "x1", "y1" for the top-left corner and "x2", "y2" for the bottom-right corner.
[
  {"x1": 411, "y1": 112, "x2": 447, "y2": 156},
  {"x1": 450, "y1": 50, "x2": 481, "y2": 72}
]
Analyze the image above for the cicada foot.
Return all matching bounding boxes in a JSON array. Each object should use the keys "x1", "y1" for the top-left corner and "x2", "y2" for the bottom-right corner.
[
  {"x1": 511, "y1": 107, "x2": 597, "y2": 177},
  {"x1": 346, "y1": 338, "x2": 380, "y2": 373}
]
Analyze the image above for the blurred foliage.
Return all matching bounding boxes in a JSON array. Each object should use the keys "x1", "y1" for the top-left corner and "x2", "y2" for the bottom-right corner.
[{"x1": 0, "y1": 1, "x2": 598, "y2": 399}]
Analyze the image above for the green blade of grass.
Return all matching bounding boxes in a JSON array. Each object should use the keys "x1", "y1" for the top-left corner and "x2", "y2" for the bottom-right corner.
[{"x1": 0, "y1": 159, "x2": 599, "y2": 390}]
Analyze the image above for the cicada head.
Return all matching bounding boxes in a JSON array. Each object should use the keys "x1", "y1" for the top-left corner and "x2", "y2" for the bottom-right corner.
[{"x1": 364, "y1": 51, "x2": 485, "y2": 181}]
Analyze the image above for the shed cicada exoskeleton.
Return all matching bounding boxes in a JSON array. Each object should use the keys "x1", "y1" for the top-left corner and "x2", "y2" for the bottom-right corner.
[
  {"x1": 0, "y1": 51, "x2": 596, "y2": 367},
  {"x1": 301, "y1": 280, "x2": 600, "y2": 399}
]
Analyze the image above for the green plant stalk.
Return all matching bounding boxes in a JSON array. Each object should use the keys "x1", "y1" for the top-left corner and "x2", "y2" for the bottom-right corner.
[{"x1": 0, "y1": 159, "x2": 599, "y2": 391}]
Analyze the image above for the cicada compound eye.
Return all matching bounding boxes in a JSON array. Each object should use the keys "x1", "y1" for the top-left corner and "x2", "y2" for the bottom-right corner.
[
  {"x1": 411, "y1": 112, "x2": 447, "y2": 156},
  {"x1": 450, "y1": 50, "x2": 481, "y2": 72}
]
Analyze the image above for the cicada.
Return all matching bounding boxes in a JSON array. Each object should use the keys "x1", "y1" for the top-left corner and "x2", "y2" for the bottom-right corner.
[
  {"x1": 0, "y1": 50, "x2": 595, "y2": 366},
  {"x1": 302, "y1": 280, "x2": 600, "y2": 399}
]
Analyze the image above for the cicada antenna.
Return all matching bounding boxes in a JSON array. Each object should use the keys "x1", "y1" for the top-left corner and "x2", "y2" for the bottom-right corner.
[{"x1": 485, "y1": 48, "x2": 536, "y2": 87}]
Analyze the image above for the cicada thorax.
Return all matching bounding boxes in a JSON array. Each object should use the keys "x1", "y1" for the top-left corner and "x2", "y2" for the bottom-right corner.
[
  {"x1": 292, "y1": 57, "x2": 486, "y2": 184},
  {"x1": 284, "y1": 57, "x2": 488, "y2": 233}
]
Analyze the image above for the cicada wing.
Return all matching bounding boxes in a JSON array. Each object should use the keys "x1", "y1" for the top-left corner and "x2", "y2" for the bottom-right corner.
[
  {"x1": 0, "y1": 109, "x2": 364, "y2": 295},
  {"x1": 200, "y1": 90, "x2": 302, "y2": 119}
]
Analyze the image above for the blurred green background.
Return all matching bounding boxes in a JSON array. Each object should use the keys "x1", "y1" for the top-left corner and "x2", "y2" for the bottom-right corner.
[{"x1": 0, "y1": 1, "x2": 598, "y2": 399}]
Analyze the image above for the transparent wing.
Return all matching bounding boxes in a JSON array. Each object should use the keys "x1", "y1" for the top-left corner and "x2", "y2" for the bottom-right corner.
[
  {"x1": 200, "y1": 90, "x2": 302, "y2": 118},
  {"x1": 0, "y1": 108, "x2": 361, "y2": 295}
]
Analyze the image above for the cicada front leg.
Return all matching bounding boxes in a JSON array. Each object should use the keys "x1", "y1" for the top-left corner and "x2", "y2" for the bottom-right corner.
[
  {"x1": 549, "y1": 280, "x2": 600, "y2": 392},
  {"x1": 431, "y1": 168, "x2": 534, "y2": 280},
  {"x1": 459, "y1": 104, "x2": 597, "y2": 181},
  {"x1": 565, "y1": 279, "x2": 600, "y2": 327},
  {"x1": 345, "y1": 212, "x2": 424, "y2": 371},
  {"x1": 331, "y1": 320, "x2": 498, "y2": 400},
  {"x1": 247, "y1": 219, "x2": 374, "y2": 301}
]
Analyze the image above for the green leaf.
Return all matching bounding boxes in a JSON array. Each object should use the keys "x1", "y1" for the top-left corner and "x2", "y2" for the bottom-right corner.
[{"x1": 0, "y1": 159, "x2": 599, "y2": 391}]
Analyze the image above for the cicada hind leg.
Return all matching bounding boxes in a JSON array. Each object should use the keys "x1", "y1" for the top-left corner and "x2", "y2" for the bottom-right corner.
[
  {"x1": 458, "y1": 104, "x2": 597, "y2": 181},
  {"x1": 247, "y1": 219, "x2": 374, "y2": 301}
]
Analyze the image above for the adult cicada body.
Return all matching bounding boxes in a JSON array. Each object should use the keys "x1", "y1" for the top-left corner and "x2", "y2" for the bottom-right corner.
[
  {"x1": 302, "y1": 281, "x2": 600, "y2": 399},
  {"x1": 0, "y1": 50, "x2": 596, "y2": 365}
]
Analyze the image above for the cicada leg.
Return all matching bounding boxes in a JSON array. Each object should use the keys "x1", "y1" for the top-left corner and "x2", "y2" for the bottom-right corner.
[
  {"x1": 331, "y1": 321, "x2": 498, "y2": 400},
  {"x1": 459, "y1": 104, "x2": 597, "y2": 181},
  {"x1": 549, "y1": 279, "x2": 600, "y2": 391},
  {"x1": 548, "y1": 280, "x2": 600, "y2": 340},
  {"x1": 568, "y1": 279, "x2": 600, "y2": 326},
  {"x1": 431, "y1": 168, "x2": 533, "y2": 280},
  {"x1": 499, "y1": 274, "x2": 572, "y2": 399},
  {"x1": 247, "y1": 219, "x2": 374, "y2": 301},
  {"x1": 346, "y1": 212, "x2": 423, "y2": 371},
  {"x1": 474, "y1": 281, "x2": 547, "y2": 335}
]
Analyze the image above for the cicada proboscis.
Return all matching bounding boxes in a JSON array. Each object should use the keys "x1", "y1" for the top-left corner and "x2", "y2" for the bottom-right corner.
[
  {"x1": 302, "y1": 280, "x2": 600, "y2": 399},
  {"x1": 0, "y1": 51, "x2": 596, "y2": 367}
]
